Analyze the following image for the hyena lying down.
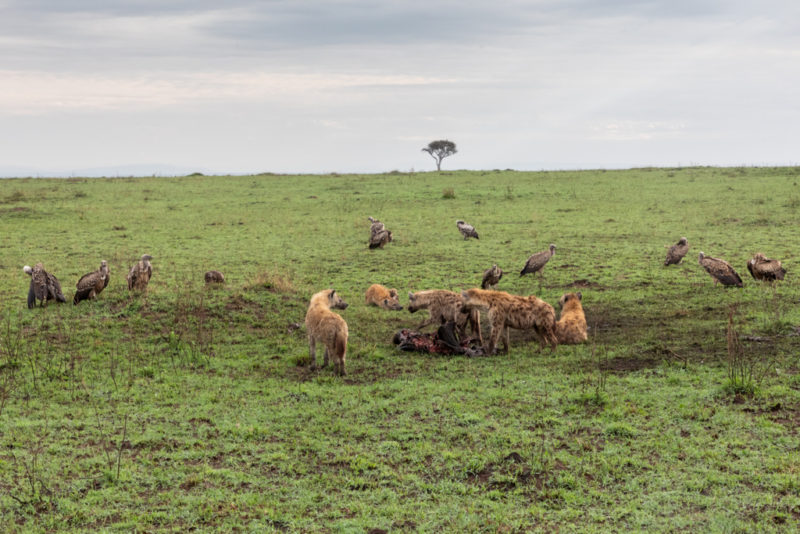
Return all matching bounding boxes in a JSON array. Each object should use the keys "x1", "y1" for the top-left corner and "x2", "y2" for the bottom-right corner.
[
  {"x1": 461, "y1": 288, "x2": 557, "y2": 354},
  {"x1": 305, "y1": 289, "x2": 349, "y2": 376},
  {"x1": 407, "y1": 289, "x2": 482, "y2": 345},
  {"x1": 365, "y1": 284, "x2": 403, "y2": 310}
]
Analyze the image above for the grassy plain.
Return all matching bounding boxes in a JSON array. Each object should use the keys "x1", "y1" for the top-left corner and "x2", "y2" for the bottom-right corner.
[{"x1": 0, "y1": 167, "x2": 799, "y2": 532}]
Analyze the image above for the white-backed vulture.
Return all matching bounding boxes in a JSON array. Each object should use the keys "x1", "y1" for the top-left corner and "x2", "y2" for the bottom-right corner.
[
  {"x1": 698, "y1": 252, "x2": 743, "y2": 287},
  {"x1": 747, "y1": 253, "x2": 786, "y2": 281},
  {"x1": 23, "y1": 263, "x2": 66, "y2": 308},
  {"x1": 481, "y1": 264, "x2": 504, "y2": 289},
  {"x1": 369, "y1": 229, "x2": 393, "y2": 249},
  {"x1": 520, "y1": 244, "x2": 556, "y2": 277},
  {"x1": 127, "y1": 254, "x2": 153, "y2": 291},
  {"x1": 368, "y1": 217, "x2": 392, "y2": 248},
  {"x1": 456, "y1": 220, "x2": 479, "y2": 240},
  {"x1": 74, "y1": 260, "x2": 110, "y2": 304},
  {"x1": 368, "y1": 216, "x2": 385, "y2": 237},
  {"x1": 665, "y1": 237, "x2": 689, "y2": 265}
]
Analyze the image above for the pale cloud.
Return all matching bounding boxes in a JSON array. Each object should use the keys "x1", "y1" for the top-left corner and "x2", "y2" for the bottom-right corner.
[{"x1": 0, "y1": 70, "x2": 461, "y2": 114}]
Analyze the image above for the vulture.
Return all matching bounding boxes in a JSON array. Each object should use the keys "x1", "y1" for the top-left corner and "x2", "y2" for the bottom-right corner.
[
  {"x1": 520, "y1": 244, "x2": 556, "y2": 277},
  {"x1": 368, "y1": 216, "x2": 385, "y2": 236},
  {"x1": 665, "y1": 237, "x2": 689, "y2": 265},
  {"x1": 746, "y1": 253, "x2": 786, "y2": 281},
  {"x1": 204, "y1": 270, "x2": 225, "y2": 284},
  {"x1": 369, "y1": 229, "x2": 393, "y2": 249},
  {"x1": 456, "y1": 220, "x2": 479, "y2": 240},
  {"x1": 23, "y1": 263, "x2": 67, "y2": 308},
  {"x1": 126, "y1": 254, "x2": 153, "y2": 290},
  {"x1": 368, "y1": 217, "x2": 392, "y2": 248},
  {"x1": 74, "y1": 260, "x2": 110, "y2": 304},
  {"x1": 481, "y1": 264, "x2": 504, "y2": 290},
  {"x1": 698, "y1": 252, "x2": 743, "y2": 287}
]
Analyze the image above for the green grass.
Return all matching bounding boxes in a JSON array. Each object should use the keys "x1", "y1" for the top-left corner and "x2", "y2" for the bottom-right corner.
[{"x1": 1, "y1": 167, "x2": 799, "y2": 532}]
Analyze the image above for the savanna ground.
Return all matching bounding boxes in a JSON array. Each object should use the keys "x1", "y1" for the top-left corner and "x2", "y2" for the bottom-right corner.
[{"x1": 0, "y1": 167, "x2": 799, "y2": 533}]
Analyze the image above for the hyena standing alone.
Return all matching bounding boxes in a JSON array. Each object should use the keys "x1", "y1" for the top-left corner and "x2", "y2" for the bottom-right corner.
[
  {"x1": 407, "y1": 289, "x2": 482, "y2": 344},
  {"x1": 555, "y1": 292, "x2": 588, "y2": 344},
  {"x1": 305, "y1": 289, "x2": 349, "y2": 375},
  {"x1": 460, "y1": 288, "x2": 557, "y2": 354}
]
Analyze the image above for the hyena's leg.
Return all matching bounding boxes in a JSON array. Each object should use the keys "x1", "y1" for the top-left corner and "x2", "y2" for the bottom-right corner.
[
  {"x1": 308, "y1": 335, "x2": 318, "y2": 369},
  {"x1": 533, "y1": 325, "x2": 547, "y2": 349},
  {"x1": 322, "y1": 346, "x2": 330, "y2": 368},
  {"x1": 546, "y1": 324, "x2": 558, "y2": 351},
  {"x1": 471, "y1": 311, "x2": 483, "y2": 345},
  {"x1": 502, "y1": 325, "x2": 510, "y2": 353},
  {"x1": 488, "y1": 319, "x2": 505, "y2": 355}
]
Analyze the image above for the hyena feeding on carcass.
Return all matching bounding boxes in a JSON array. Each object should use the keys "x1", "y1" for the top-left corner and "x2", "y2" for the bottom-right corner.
[
  {"x1": 305, "y1": 289, "x2": 349, "y2": 375},
  {"x1": 407, "y1": 289, "x2": 482, "y2": 345},
  {"x1": 460, "y1": 288, "x2": 557, "y2": 354}
]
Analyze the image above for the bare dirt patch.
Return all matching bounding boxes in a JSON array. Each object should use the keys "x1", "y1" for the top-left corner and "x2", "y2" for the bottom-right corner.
[
  {"x1": 600, "y1": 356, "x2": 661, "y2": 374},
  {"x1": 568, "y1": 279, "x2": 603, "y2": 289}
]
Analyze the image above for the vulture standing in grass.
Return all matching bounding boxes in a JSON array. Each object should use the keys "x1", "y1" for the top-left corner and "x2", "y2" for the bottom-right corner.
[
  {"x1": 369, "y1": 229, "x2": 393, "y2": 249},
  {"x1": 747, "y1": 253, "x2": 786, "y2": 281},
  {"x1": 456, "y1": 220, "x2": 479, "y2": 240},
  {"x1": 664, "y1": 237, "x2": 689, "y2": 265},
  {"x1": 368, "y1": 217, "x2": 392, "y2": 248},
  {"x1": 368, "y1": 216, "x2": 385, "y2": 236},
  {"x1": 481, "y1": 264, "x2": 504, "y2": 290},
  {"x1": 74, "y1": 260, "x2": 110, "y2": 304},
  {"x1": 23, "y1": 263, "x2": 67, "y2": 308},
  {"x1": 204, "y1": 270, "x2": 225, "y2": 284},
  {"x1": 520, "y1": 244, "x2": 556, "y2": 278},
  {"x1": 698, "y1": 252, "x2": 743, "y2": 287},
  {"x1": 127, "y1": 254, "x2": 153, "y2": 290}
]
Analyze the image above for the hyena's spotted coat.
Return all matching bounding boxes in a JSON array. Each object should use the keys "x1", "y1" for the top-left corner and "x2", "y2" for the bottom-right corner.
[{"x1": 460, "y1": 288, "x2": 557, "y2": 354}]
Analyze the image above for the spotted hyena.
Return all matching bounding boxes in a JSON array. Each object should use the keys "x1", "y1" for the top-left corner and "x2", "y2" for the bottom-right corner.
[
  {"x1": 460, "y1": 288, "x2": 557, "y2": 354},
  {"x1": 555, "y1": 292, "x2": 588, "y2": 344},
  {"x1": 305, "y1": 289, "x2": 349, "y2": 376},
  {"x1": 407, "y1": 289, "x2": 482, "y2": 344},
  {"x1": 365, "y1": 284, "x2": 403, "y2": 310}
]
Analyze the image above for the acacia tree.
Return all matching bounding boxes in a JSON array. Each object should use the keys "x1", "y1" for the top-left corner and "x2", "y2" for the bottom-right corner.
[{"x1": 422, "y1": 140, "x2": 457, "y2": 171}]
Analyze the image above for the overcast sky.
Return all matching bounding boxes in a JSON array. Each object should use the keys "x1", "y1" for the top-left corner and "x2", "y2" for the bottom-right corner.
[{"x1": 1, "y1": 0, "x2": 799, "y2": 176}]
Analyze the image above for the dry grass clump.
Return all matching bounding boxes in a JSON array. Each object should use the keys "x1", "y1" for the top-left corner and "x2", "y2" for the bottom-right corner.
[{"x1": 246, "y1": 270, "x2": 296, "y2": 293}]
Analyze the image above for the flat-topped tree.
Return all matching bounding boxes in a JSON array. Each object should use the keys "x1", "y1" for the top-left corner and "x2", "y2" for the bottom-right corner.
[{"x1": 422, "y1": 140, "x2": 457, "y2": 171}]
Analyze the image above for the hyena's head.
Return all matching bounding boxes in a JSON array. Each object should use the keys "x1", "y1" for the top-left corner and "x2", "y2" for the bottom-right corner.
[
  {"x1": 383, "y1": 289, "x2": 403, "y2": 310},
  {"x1": 460, "y1": 289, "x2": 477, "y2": 313},
  {"x1": 558, "y1": 292, "x2": 582, "y2": 310},
  {"x1": 328, "y1": 289, "x2": 348, "y2": 310},
  {"x1": 407, "y1": 292, "x2": 419, "y2": 313}
]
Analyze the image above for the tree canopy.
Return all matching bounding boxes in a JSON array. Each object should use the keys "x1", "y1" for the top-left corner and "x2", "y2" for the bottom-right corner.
[{"x1": 422, "y1": 140, "x2": 457, "y2": 171}]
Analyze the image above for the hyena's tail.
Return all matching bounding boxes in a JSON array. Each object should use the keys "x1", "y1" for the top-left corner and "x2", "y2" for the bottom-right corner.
[{"x1": 335, "y1": 332, "x2": 348, "y2": 360}]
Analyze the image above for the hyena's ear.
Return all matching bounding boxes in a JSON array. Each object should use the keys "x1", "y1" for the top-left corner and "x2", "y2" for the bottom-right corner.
[
  {"x1": 577, "y1": 291, "x2": 582, "y2": 300},
  {"x1": 408, "y1": 292, "x2": 414, "y2": 300},
  {"x1": 389, "y1": 289, "x2": 398, "y2": 297},
  {"x1": 461, "y1": 290, "x2": 469, "y2": 298},
  {"x1": 330, "y1": 289, "x2": 336, "y2": 298}
]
